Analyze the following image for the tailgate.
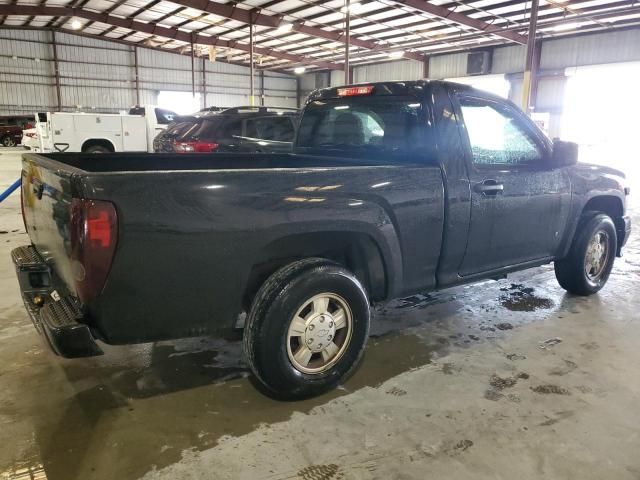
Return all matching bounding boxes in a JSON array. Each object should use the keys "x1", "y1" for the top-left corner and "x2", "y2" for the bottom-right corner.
[{"x1": 21, "y1": 155, "x2": 78, "y2": 295}]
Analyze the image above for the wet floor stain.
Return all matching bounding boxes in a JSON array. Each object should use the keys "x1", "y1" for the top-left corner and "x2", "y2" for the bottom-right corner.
[
  {"x1": 531, "y1": 384, "x2": 571, "y2": 395},
  {"x1": 500, "y1": 284, "x2": 554, "y2": 312},
  {"x1": 489, "y1": 374, "x2": 518, "y2": 390},
  {"x1": 296, "y1": 464, "x2": 342, "y2": 480}
]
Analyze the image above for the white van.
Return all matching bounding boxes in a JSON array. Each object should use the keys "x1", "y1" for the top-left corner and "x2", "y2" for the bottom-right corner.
[{"x1": 30, "y1": 106, "x2": 177, "y2": 153}]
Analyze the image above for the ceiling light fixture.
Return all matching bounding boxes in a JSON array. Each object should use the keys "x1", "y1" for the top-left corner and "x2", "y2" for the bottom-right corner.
[
  {"x1": 552, "y1": 22, "x2": 579, "y2": 31},
  {"x1": 388, "y1": 51, "x2": 405, "y2": 59},
  {"x1": 294, "y1": 66, "x2": 306, "y2": 74},
  {"x1": 71, "y1": 19, "x2": 82, "y2": 30},
  {"x1": 276, "y1": 23, "x2": 294, "y2": 34}
]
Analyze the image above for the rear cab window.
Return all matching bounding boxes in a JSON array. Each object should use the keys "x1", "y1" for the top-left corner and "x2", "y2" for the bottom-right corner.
[{"x1": 296, "y1": 95, "x2": 423, "y2": 158}]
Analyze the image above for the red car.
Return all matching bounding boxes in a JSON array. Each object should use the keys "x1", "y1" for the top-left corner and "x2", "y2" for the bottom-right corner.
[
  {"x1": 0, "y1": 115, "x2": 34, "y2": 147},
  {"x1": 0, "y1": 124, "x2": 23, "y2": 147}
]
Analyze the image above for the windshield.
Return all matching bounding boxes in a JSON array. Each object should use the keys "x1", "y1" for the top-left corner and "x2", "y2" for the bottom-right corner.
[{"x1": 296, "y1": 95, "x2": 422, "y2": 157}]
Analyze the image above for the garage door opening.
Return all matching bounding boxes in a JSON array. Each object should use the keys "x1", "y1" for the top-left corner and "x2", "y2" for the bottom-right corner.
[
  {"x1": 562, "y1": 62, "x2": 640, "y2": 178},
  {"x1": 158, "y1": 91, "x2": 201, "y2": 115}
]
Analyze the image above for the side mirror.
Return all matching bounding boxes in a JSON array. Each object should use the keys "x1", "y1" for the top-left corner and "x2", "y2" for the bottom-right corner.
[{"x1": 550, "y1": 139, "x2": 578, "y2": 167}]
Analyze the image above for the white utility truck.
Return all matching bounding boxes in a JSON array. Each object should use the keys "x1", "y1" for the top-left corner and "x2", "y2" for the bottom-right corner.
[{"x1": 29, "y1": 106, "x2": 177, "y2": 153}]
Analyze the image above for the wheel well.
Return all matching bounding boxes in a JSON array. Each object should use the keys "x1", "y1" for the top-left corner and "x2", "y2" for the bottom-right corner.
[
  {"x1": 582, "y1": 196, "x2": 623, "y2": 219},
  {"x1": 81, "y1": 138, "x2": 115, "y2": 152},
  {"x1": 243, "y1": 232, "x2": 387, "y2": 310}
]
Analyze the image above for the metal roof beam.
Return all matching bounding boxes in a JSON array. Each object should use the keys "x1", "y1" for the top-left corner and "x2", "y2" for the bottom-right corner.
[
  {"x1": 161, "y1": 0, "x2": 427, "y2": 61},
  {"x1": 394, "y1": 0, "x2": 527, "y2": 44},
  {"x1": 0, "y1": 4, "x2": 343, "y2": 70}
]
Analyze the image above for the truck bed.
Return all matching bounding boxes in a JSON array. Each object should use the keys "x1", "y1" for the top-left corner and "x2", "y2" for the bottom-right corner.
[{"x1": 21, "y1": 151, "x2": 445, "y2": 345}]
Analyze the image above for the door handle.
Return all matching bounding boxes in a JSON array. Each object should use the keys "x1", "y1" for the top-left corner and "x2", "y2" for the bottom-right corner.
[{"x1": 474, "y1": 180, "x2": 504, "y2": 196}]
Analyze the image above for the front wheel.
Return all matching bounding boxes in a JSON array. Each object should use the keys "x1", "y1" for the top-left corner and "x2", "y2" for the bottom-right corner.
[
  {"x1": 243, "y1": 258, "x2": 370, "y2": 399},
  {"x1": 555, "y1": 213, "x2": 617, "y2": 296}
]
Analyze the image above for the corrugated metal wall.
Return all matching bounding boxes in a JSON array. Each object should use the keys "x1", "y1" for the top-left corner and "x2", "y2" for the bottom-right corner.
[
  {"x1": 0, "y1": 30, "x2": 57, "y2": 113},
  {"x1": 540, "y1": 29, "x2": 640, "y2": 70},
  {"x1": 352, "y1": 59, "x2": 424, "y2": 83},
  {"x1": 0, "y1": 29, "x2": 297, "y2": 115}
]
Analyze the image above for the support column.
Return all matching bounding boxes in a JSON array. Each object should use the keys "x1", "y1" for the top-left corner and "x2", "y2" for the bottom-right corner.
[
  {"x1": 190, "y1": 35, "x2": 196, "y2": 100},
  {"x1": 260, "y1": 70, "x2": 265, "y2": 106},
  {"x1": 249, "y1": 23, "x2": 255, "y2": 106},
  {"x1": 344, "y1": 0, "x2": 350, "y2": 85},
  {"x1": 133, "y1": 45, "x2": 140, "y2": 106},
  {"x1": 202, "y1": 56, "x2": 206, "y2": 109},
  {"x1": 521, "y1": 0, "x2": 539, "y2": 113},
  {"x1": 51, "y1": 31, "x2": 62, "y2": 111},
  {"x1": 423, "y1": 56, "x2": 430, "y2": 79}
]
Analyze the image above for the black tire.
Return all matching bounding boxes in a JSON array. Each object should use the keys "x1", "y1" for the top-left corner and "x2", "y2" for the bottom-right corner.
[
  {"x1": 243, "y1": 258, "x2": 370, "y2": 399},
  {"x1": 2, "y1": 135, "x2": 16, "y2": 147},
  {"x1": 84, "y1": 145, "x2": 111, "y2": 154},
  {"x1": 554, "y1": 213, "x2": 617, "y2": 296}
]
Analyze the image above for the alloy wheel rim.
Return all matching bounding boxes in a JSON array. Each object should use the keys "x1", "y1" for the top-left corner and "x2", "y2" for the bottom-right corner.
[
  {"x1": 286, "y1": 293, "x2": 353, "y2": 374},
  {"x1": 584, "y1": 230, "x2": 609, "y2": 282}
]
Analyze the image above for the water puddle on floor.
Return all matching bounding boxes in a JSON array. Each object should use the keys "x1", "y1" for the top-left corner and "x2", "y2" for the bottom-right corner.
[{"x1": 499, "y1": 284, "x2": 555, "y2": 312}]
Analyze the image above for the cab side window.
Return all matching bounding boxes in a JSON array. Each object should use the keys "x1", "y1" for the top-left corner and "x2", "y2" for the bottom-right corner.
[{"x1": 459, "y1": 97, "x2": 542, "y2": 166}]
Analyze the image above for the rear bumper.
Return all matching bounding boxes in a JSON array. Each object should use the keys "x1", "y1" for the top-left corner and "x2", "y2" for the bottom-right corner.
[{"x1": 11, "y1": 245, "x2": 103, "y2": 358}]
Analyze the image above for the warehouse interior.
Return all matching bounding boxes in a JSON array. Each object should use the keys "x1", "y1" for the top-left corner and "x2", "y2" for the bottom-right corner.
[{"x1": 1, "y1": 1, "x2": 639, "y2": 479}]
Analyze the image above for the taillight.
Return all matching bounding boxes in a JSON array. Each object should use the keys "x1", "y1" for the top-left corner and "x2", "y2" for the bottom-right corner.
[
  {"x1": 69, "y1": 199, "x2": 118, "y2": 303},
  {"x1": 173, "y1": 141, "x2": 219, "y2": 153},
  {"x1": 336, "y1": 85, "x2": 374, "y2": 97}
]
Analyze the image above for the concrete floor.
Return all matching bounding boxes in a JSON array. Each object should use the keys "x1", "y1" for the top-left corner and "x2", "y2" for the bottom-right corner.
[{"x1": 0, "y1": 147, "x2": 638, "y2": 480}]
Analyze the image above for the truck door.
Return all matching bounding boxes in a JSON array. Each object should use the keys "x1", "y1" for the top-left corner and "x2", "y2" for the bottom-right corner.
[
  {"x1": 453, "y1": 92, "x2": 571, "y2": 277},
  {"x1": 122, "y1": 116, "x2": 147, "y2": 151}
]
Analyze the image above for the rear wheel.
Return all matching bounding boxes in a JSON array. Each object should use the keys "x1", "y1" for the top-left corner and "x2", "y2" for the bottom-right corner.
[
  {"x1": 555, "y1": 213, "x2": 617, "y2": 296},
  {"x1": 84, "y1": 145, "x2": 111, "y2": 154},
  {"x1": 243, "y1": 258, "x2": 370, "y2": 399},
  {"x1": 2, "y1": 135, "x2": 16, "y2": 147}
]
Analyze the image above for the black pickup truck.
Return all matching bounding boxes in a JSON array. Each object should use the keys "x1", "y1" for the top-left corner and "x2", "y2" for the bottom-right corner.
[{"x1": 12, "y1": 80, "x2": 631, "y2": 399}]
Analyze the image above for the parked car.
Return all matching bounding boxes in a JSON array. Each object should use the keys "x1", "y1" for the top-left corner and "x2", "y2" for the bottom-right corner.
[
  {"x1": 0, "y1": 124, "x2": 23, "y2": 147},
  {"x1": 152, "y1": 115, "x2": 198, "y2": 153},
  {"x1": 172, "y1": 106, "x2": 298, "y2": 153},
  {"x1": 12, "y1": 80, "x2": 631, "y2": 400}
]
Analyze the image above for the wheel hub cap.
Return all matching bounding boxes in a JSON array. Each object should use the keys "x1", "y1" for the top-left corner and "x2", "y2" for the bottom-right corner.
[
  {"x1": 286, "y1": 293, "x2": 353, "y2": 375},
  {"x1": 585, "y1": 230, "x2": 609, "y2": 280},
  {"x1": 304, "y1": 313, "x2": 336, "y2": 352}
]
